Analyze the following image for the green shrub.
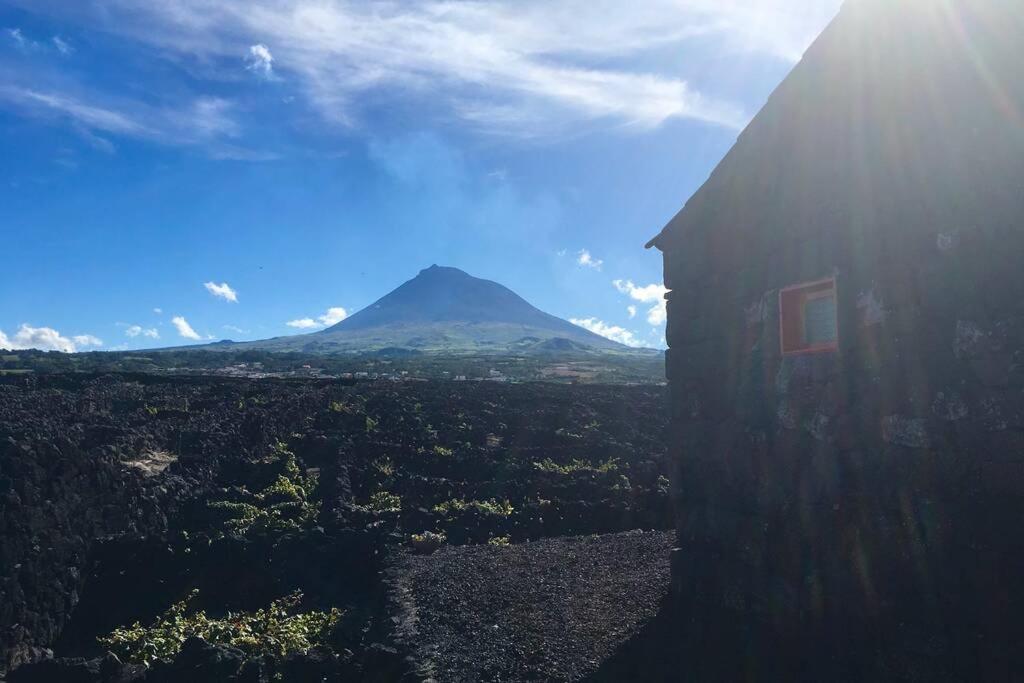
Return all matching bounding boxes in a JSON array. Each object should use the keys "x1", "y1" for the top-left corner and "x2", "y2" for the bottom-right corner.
[
  {"x1": 368, "y1": 491, "x2": 401, "y2": 512},
  {"x1": 432, "y1": 445, "x2": 454, "y2": 457},
  {"x1": 532, "y1": 457, "x2": 619, "y2": 475},
  {"x1": 487, "y1": 535, "x2": 511, "y2": 547},
  {"x1": 372, "y1": 458, "x2": 395, "y2": 477},
  {"x1": 611, "y1": 474, "x2": 632, "y2": 492},
  {"x1": 329, "y1": 400, "x2": 352, "y2": 413},
  {"x1": 208, "y1": 443, "x2": 319, "y2": 537},
  {"x1": 98, "y1": 590, "x2": 341, "y2": 666},
  {"x1": 433, "y1": 498, "x2": 513, "y2": 517},
  {"x1": 410, "y1": 531, "x2": 447, "y2": 554}
]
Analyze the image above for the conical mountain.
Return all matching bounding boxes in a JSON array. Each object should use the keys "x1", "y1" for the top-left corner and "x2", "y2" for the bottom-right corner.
[{"x1": 236, "y1": 265, "x2": 629, "y2": 353}]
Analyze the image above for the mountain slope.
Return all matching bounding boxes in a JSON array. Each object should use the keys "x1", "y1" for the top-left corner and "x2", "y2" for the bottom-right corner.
[{"x1": 222, "y1": 266, "x2": 631, "y2": 354}]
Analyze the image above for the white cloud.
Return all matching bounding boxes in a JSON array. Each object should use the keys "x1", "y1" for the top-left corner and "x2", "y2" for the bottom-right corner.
[
  {"x1": 627, "y1": 305, "x2": 637, "y2": 319},
  {"x1": 285, "y1": 306, "x2": 348, "y2": 330},
  {"x1": 191, "y1": 98, "x2": 239, "y2": 138},
  {"x1": 153, "y1": 307, "x2": 163, "y2": 314},
  {"x1": 126, "y1": 325, "x2": 159, "y2": 339},
  {"x1": 577, "y1": 249, "x2": 603, "y2": 270},
  {"x1": 6, "y1": 28, "x2": 26, "y2": 47},
  {"x1": 171, "y1": 316, "x2": 202, "y2": 340},
  {"x1": 246, "y1": 43, "x2": 274, "y2": 78},
  {"x1": 223, "y1": 324, "x2": 249, "y2": 334},
  {"x1": 0, "y1": 86, "x2": 265, "y2": 159},
  {"x1": 8, "y1": 0, "x2": 841, "y2": 138},
  {"x1": 570, "y1": 317, "x2": 642, "y2": 347},
  {"x1": 204, "y1": 281, "x2": 238, "y2": 302},
  {"x1": 72, "y1": 334, "x2": 103, "y2": 347},
  {"x1": 0, "y1": 324, "x2": 99, "y2": 352},
  {"x1": 6, "y1": 27, "x2": 74, "y2": 55},
  {"x1": 1, "y1": 88, "x2": 150, "y2": 137},
  {"x1": 614, "y1": 279, "x2": 668, "y2": 325},
  {"x1": 52, "y1": 36, "x2": 72, "y2": 54},
  {"x1": 0, "y1": 0, "x2": 844, "y2": 153},
  {"x1": 647, "y1": 326, "x2": 667, "y2": 350},
  {"x1": 318, "y1": 307, "x2": 348, "y2": 326}
]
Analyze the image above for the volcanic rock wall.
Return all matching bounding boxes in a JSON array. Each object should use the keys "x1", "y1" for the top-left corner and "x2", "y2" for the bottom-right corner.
[
  {"x1": 0, "y1": 379, "x2": 173, "y2": 673},
  {"x1": 0, "y1": 374, "x2": 260, "y2": 675},
  {"x1": 657, "y1": 0, "x2": 1024, "y2": 677}
]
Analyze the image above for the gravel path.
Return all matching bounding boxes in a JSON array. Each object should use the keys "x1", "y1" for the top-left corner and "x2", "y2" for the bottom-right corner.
[{"x1": 394, "y1": 530, "x2": 674, "y2": 682}]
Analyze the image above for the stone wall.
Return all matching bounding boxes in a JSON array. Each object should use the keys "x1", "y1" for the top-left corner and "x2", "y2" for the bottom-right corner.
[
  {"x1": 663, "y1": 211, "x2": 1024, "y2": 676},
  {"x1": 0, "y1": 375, "x2": 243, "y2": 675},
  {"x1": 658, "y1": 2, "x2": 1024, "y2": 675}
]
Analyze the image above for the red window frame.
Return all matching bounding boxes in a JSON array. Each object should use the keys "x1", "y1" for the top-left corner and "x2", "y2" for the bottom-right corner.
[{"x1": 779, "y1": 277, "x2": 839, "y2": 356}]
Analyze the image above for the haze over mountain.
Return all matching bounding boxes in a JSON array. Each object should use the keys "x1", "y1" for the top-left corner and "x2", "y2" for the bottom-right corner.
[{"x1": 202, "y1": 266, "x2": 637, "y2": 354}]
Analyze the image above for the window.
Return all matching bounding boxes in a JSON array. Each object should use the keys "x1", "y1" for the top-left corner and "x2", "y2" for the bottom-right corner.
[{"x1": 779, "y1": 278, "x2": 838, "y2": 355}]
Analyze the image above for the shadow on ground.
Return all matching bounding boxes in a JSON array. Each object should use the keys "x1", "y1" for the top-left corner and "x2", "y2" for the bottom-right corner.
[{"x1": 584, "y1": 594, "x2": 986, "y2": 682}]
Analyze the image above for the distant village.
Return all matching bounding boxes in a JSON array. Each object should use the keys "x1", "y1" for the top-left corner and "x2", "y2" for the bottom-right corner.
[{"x1": 207, "y1": 361, "x2": 516, "y2": 383}]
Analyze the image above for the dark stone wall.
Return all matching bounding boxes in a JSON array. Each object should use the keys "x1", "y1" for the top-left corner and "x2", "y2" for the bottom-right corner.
[
  {"x1": 0, "y1": 382, "x2": 170, "y2": 673},
  {"x1": 664, "y1": 217, "x2": 1024, "y2": 676},
  {"x1": 660, "y1": 0, "x2": 1024, "y2": 676},
  {"x1": 0, "y1": 375, "x2": 245, "y2": 675}
]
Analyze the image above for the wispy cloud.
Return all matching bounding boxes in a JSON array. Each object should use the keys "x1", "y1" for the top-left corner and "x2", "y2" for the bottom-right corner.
[
  {"x1": 614, "y1": 279, "x2": 668, "y2": 325},
  {"x1": 9, "y1": 0, "x2": 838, "y2": 138},
  {"x1": 0, "y1": 84, "x2": 255, "y2": 153},
  {"x1": 6, "y1": 28, "x2": 27, "y2": 48},
  {"x1": 203, "y1": 281, "x2": 238, "y2": 302},
  {"x1": 6, "y1": 27, "x2": 74, "y2": 55},
  {"x1": 171, "y1": 315, "x2": 202, "y2": 340},
  {"x1": 1, "y1": 87, "x2": 151, "y2": 136},
  {"x1": 0, "y1": 324, "x2": 101, "y2": 352},
  {"x1": 286, "y1": 306, "x2": 347, "y2": 330},
  {"x1": 570, "y1": 317, "x2": 642, "y2": 347},
  {"x1": 576, "y1": 249, "x2": 603, "y2": 270},
  {"x1": 126, "y1": 325, "x2": 159, "y2": 339},
  {"x1": 627, "y1": 305, "x2": 637, "y2": 319},
  {"x1": 51, "y1": 36, "x2": 72, "y2": 55}
]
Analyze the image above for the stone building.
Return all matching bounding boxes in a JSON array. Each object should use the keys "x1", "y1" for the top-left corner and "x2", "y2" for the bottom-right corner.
[{"x1": 647, "y1": 0, "x2": 1024, "y2": 676}]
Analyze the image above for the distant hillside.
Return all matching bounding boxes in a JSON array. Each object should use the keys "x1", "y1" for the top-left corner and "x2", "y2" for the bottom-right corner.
[{"x1": 195, "y1": 266, "x2": 643, "y2": 355}]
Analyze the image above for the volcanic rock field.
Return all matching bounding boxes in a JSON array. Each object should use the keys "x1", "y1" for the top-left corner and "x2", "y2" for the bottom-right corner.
[{"x1": 1, "y1": 374, "x2": 671, "y2": 682}]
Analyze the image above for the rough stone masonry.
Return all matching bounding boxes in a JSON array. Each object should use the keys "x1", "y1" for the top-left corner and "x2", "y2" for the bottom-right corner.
[{"x1": 648, "y1": 0, "x2": 1024, "y2": 678}]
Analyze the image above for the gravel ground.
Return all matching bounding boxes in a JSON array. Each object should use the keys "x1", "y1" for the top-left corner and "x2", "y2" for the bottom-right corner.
[{"x1": 394, "y1": 530, "x2": 674, "y2": 682}]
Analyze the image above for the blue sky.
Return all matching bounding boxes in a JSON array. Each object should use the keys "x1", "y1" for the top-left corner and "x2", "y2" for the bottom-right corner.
[{"x1": 0, "y1": 0, "x2": 841, "y2": 352}]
